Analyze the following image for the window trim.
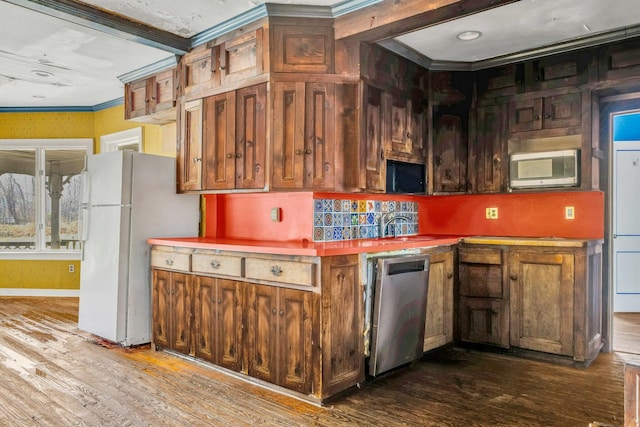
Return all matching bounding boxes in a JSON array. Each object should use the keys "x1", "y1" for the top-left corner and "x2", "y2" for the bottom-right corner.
[{"x1": 0, "y1": 138, "x2": 93, "y2": 259}]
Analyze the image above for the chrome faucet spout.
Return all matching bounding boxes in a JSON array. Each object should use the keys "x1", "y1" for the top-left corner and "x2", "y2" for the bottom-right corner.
[{"x1": 379, "y1": 212, "x2": 411, "y2": 238}]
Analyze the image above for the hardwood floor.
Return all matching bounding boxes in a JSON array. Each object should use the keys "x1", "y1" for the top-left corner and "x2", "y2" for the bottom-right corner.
[
  {"x1": 614, "y1": 312, "x2": 640, "y2": 354},
  {"x1": 0, "y1": 296, "x2": 637, "y2": 427}
]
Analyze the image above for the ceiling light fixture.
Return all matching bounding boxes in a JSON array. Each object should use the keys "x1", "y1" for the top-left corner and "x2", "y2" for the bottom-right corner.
[
  {"x1": 31, "y1": 70, "x2": 54, "y2": 78},
  {"x1": 457, "y1": 31, "x2": 482, "y2": 41}
]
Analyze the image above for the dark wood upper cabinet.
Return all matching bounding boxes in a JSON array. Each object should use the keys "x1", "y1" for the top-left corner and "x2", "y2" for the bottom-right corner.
[
  {"x1": 235, "y1": 83, "x2": 267, "y2": 189},
  {"x1": 124, "y1": 67, "x2": 177, "y2": 124},
  {"x1": 271, "y1": 20, "x2": 334, "y2": 74},
  {"x1": 218, "y1": 28, "x2": 265, "y2": 86},
  {"x1": 203, "y1": 91, "x2": 236, "y2": 190}
]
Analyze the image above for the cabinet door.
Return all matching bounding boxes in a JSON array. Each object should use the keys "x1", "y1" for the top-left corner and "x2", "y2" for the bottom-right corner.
[
  {"x1": 475, "y1": 104, "x2": 508, "y2": 193},
  {"x1": 236, "y1": 83, "x2": 266, "y2": 189},
  {"x1": 170, "y1": 272, "x2": 192, "y2": 355},
  {"x1": 152, "y1": 269, "x2": 192, "y2": 354},
  {"x1": 216, "y1": 279, "x2": 244, "y2": 371},
  {"x1": 247, "y1": 284, "x2": 278, "y2": 384},
  {"x1": 152, "y1": 269, "x2": 171, "y2": 349},
  {"x1": 203, "y1": 92, "x2": 236, "y2": 190},
  {"x1": 509, "y1": 98, "x2": 543, "y2": 133},
  {"x1": 364, "y1": 85, "x2": 386, "y2": 192},
  {"x1": 277, "y1": 288, "x2": 313, "y2": 394},
  {"x1": 599, "y1": 39, "x2": 640, "y2": 81},
  {"x1": 218, "y1": 28, "x2": 264, "y2": 86},
  {"x1": 194, "y1": 276, "x2": 216, "y2": 362},
  {"x1": 542, "y1": 92, "x2": 582, "y2": 130},
  {"x1": 152, "y1": 68, "x2": 177, "y2": 113},
  {"x1": 124, "y1": 78, "x2": 149, "y2": 120},
  {"x1": 179, "y1": 99, "x2": 203, "y2": 191},
  {"x1": 459, "y1": 296, "x2": 509, "y2": 348},
  {"x1": 458, "y1": 247, "x2": 505, "y2": 298},
  {"x1": 433, "y1": 111, "x2": 466, "y2": 192},
  {"x1": 387, "y1": 92, "x2": 410, "y2": 155},
  {"x1": 320, "y1": 255, "x2": 363, "y2": 398},
  {"x1": 509, "y1": 250, "x2": 575, "y2": 356},
  {"x1": 423, "y1": 250, "x2": 454, "y2": 352},
  {"x1": 272, "y1": 81, "x2": 305, "y2": 189},
  {"x1": 182, "y1": 46, "x2": 215, "y2": 98},
  {"x1": 408, "y1": 90, "x2": 426, "y2": 162},
  {"x1": 304, "y1": 82, "x2": 335, "y2": 189}
]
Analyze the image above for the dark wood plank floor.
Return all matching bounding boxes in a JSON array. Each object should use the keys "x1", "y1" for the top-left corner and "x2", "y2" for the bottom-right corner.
[{"x1": 0, "y1": 297, "x2": 637, "y2": 427}]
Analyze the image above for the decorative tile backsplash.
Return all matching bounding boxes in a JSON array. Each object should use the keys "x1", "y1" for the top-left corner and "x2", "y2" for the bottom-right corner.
[{"x1": 312, "y1": 198, "x2": 419, "y2": 242}]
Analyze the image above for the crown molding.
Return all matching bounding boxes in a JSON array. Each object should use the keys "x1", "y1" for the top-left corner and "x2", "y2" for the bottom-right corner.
[
  {"x1": 118, "y1": 56, "x2": 179, "y2": 84},
  {"x1": 0, "y1": 97, "x2": 123, "y2": 113}
]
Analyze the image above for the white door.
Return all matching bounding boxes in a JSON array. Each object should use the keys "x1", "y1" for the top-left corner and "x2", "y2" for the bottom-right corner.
[{"x1": 613, "y1": 113, "x2": 640, "y2": 313}]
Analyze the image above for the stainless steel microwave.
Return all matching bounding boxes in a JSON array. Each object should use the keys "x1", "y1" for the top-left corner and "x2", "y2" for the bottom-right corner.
[{"x1": 509, "y1": 149, "x2": 579, "y2": 189}]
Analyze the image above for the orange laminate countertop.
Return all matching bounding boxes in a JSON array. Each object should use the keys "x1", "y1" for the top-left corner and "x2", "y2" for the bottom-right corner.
[{"x1": 147, "y1": 235, "x2": 462, "y2": 256}]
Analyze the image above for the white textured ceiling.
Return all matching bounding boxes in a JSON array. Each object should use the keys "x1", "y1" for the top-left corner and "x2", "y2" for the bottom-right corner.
[
  {"x1": 395, "y1": 0, "x2": 640, "y2": 63},
  {"x1": 2, "y1": 0, "x2": 640, "y2": 109}
]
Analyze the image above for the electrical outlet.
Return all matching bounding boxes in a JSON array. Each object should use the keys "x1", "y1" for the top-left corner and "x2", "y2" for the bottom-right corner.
[
  {"x1": 68, "y1": 264, "x2": 75, "y2": 273},
  {"x1": 485, "y1": 207, "x2": 499, "y2": 219},
  {"x1": 565, "y1": 206, "x2": 575, "y2": 220}
]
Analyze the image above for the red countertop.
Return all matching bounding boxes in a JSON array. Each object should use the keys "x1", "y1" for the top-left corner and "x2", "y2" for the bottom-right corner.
[{"x1": 147, "y1": 235, "x2": 462, "y2": 256}]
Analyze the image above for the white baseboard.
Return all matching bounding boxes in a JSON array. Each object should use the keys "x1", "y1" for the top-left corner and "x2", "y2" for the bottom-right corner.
[{"x1": 0, "y1": 288, "x2": 80, "y2": 297}]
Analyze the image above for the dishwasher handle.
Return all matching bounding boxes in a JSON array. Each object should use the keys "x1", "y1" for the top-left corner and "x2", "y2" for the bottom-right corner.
[{"x1": 386, "y1": 259, "x2": 428, "y2": 276}]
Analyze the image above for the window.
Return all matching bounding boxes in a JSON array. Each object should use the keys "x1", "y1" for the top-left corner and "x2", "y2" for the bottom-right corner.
[
  {"x1": 0, "y1": 139, "x2": 93, "y2": 255},
  {"x1": 100, "y1": 127, "x2": 142, "y2": 152}
]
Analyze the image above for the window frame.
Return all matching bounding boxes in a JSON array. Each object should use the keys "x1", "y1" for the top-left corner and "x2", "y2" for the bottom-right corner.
[{"x1": 0, "y1": 138, "x2": 93, "y2": 260}]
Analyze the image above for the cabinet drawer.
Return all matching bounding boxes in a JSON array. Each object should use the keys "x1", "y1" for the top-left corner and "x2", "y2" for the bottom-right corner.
[
  {"x1": 192, "y1": 253, "x2": 243, "y2": 277},
  {"x1": 151, "y1": 249, "x2": 190, "y2": 272},
  {"x1": 245, "y1": 258, "x2": 315, "y2": 287}
]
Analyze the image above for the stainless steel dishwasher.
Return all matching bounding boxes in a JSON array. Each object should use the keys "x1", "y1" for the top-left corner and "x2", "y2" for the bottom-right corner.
[{"x1": 368, "y1": 254, "x2": 430, "y2": 377}]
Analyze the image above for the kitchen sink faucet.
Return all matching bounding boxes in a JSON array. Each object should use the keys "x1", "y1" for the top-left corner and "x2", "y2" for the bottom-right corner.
[{"x1": 379, "y1": 212, "x2": 411, "y2": 238}]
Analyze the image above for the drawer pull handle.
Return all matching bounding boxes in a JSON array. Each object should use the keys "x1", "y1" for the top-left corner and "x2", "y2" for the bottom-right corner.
[
  {"x1": 510, "y1": 274, "x2": 518, "y2": 281},
  {"x1": 210, "y1": 260, "x2": 220, "y2": 269},
  {"x1": 165, "y1": 258, "x2": 174, "y2": 266},
  {"x1": 271, "y1": 265, "x2": 283, "y2": 276}
]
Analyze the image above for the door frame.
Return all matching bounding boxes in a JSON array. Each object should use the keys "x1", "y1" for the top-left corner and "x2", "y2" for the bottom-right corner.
[{"x1": 600, "y1": 93, "x2": 640, "y2": 352}]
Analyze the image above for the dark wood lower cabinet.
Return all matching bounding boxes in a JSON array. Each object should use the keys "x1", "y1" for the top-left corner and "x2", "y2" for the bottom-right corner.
[
  {"x1": 457, "y1": 239, "x2": 603, "y2": 365},
  {"x1": 152, "y1": 269, "x2": 191, "y2": 355},
  {"x1": 193, "y1": 276, "x2": 244, "y2": 371},
  {"x1": 246, "y1": 284, "x2": 314, "y2": 394},
  {"x1": 151, "y1": 253, "x2": 364, "y2": 402}
]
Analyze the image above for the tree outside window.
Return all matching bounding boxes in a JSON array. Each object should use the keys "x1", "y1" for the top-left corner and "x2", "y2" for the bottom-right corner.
[{"x1": 0, "y1": 140, "x2": 92, "y2": 252}]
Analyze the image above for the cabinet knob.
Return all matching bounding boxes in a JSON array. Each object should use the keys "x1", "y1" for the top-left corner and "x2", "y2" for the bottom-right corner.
[
  {"x1": 210, "y1": 260, "x2": 220, "y2": 269},
  {"x1": 295, "y1": 149, "x2": 303, "y2": 155},
  {"x1": 165, "y1": 258, "x2": 174, "y2": 266},
  {"x1": 193, "y1": 157, "x2": 202, "y2": 163},
  {"x1": 272, "y1": 308, "x2": 276, "y2": 315},
  {"x1": 447, "y1": 272, "x2": 453, "y2": 279},
  {"x1": 226, "y1": 153, "x2": 233, "y2": 159},
  {"x1": 236, "y1": 153, "x2": 243, "y2": 158},
  {"x1": 218, "y1": 298, "x2": 222, "y2": 304},
  {"x1": 406, "y1": 132, "x2": 412, "y2": 139},
  {"x1": 544, "y1": 114, "x2": 551, "y2": 119},
  {"x1": 270, "y1": 265, "x2": 283, "y2": 276},
  {"x1": 510, "y1": 274, "x2": 518, "y2": 281},
  {"x1": 380, "y1": 150, "x2": 384, "y2": 160},
  {"x1": 279, "y1": 310, "x2": 284, "y2": 317},
  {"x1": 304, "y1": 149, "x2": 312, "y2": 155},
  {"x1": 535, "y1": 115, "x2": 541, "y2": 120}
]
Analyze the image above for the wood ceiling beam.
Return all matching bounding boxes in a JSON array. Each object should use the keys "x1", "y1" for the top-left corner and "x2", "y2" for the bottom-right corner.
[
  {"x1": 6, "y1": 0, "x2": 190, "y2": 54},
  {"x1": 334, "y1": 0, "x2": 521, "y2": 42}
]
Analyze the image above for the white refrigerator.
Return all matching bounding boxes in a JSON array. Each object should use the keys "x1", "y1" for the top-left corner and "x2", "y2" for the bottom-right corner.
[{"x1": 78, "y1": 150, "x2": 199, "y2": 346}]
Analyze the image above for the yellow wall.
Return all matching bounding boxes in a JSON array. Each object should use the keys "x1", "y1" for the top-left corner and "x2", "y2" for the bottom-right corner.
[
  {"x1": 0, "y1": 105, "x2": 176, "y2": 292},
  {"x1": 0, "y1": 261, "x2": 80, "y2": 289}
]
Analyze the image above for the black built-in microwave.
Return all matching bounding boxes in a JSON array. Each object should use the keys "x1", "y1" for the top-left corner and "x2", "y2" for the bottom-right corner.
[{"x1": 385, "y1": 160, "x2": 426, "y2": 194}]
